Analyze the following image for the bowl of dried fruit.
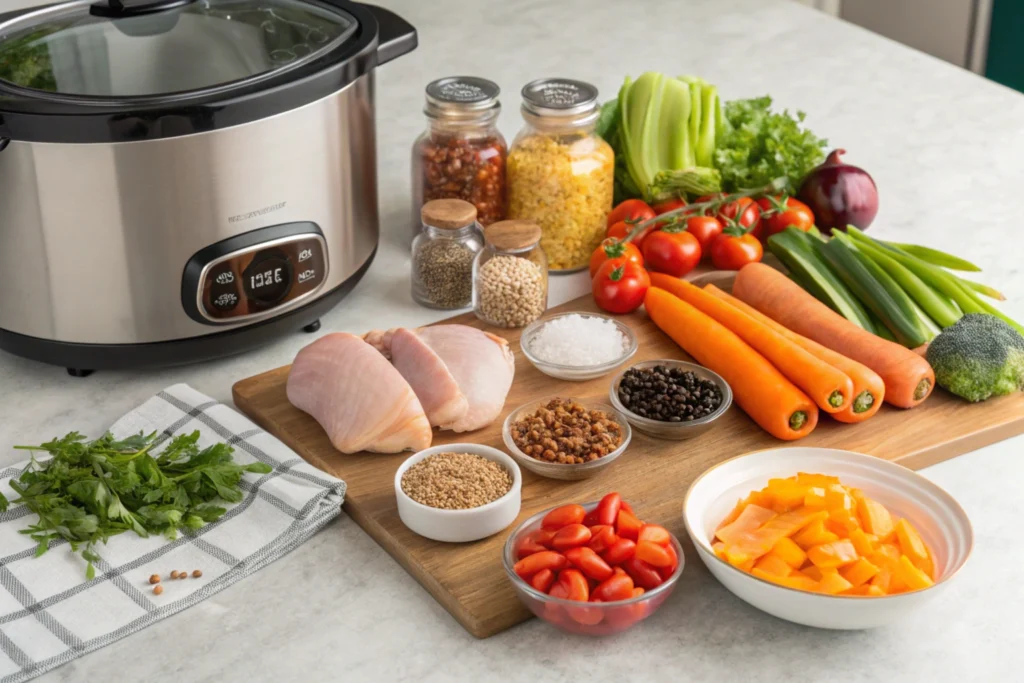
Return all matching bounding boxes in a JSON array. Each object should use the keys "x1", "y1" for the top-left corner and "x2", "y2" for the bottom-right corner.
[
  {"x1": 501, "y1": 396, "x2": 631, "y2": 481},
  {"x1": 609, "y1": 360, "x2": 732, "y2": 440},
  {"x1": 395, "y1": 444, "x2": 522, "y2": 543}
]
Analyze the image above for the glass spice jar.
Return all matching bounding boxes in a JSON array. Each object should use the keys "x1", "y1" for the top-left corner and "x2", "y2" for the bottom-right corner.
[
  {"x1": 411, "y1": 77, "x2": 507, "y2": 242},
  {"x1": 506, "y1": 78, "x2": 615, "y2": 273},
  {"x1": 412, "y1": 199, "x2": 483, "y2": 309},
  {"x1": 473, "y1": 220, "x2": 548, "y2": 328}
]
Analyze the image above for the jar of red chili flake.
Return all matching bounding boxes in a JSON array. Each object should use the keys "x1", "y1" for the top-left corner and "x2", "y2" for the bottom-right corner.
[{"x1": 411, "y1": 77, "x2": 507, "y2": 241}]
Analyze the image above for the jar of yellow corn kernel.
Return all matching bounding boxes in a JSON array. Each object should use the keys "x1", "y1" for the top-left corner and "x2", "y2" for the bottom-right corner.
[{"x1": 506, "y1": 79, "x2": 614, "y2": 272}]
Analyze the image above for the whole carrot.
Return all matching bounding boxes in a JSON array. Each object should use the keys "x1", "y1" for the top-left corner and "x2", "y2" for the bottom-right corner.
[
  {"x1": 732, "y1": 263, "x2": 933, "y2": 408},
  {"x1": 704, "y1": 284, "x2": 885, "y2": 423},
  {"x1": 644, "y1": 287, "x2": 818, "y2": 440},
  {"x1": 649, "y1": 274, "x2": 853, "y2": 413}
]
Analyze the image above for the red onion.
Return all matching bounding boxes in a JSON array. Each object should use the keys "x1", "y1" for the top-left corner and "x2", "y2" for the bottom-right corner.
[{"x1": 797, "y1": 149, "x2": 878, "y2": 234}]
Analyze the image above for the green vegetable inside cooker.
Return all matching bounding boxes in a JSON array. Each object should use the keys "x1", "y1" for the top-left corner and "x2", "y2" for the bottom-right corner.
[{"x1": 0, "y1": 431, "x2": 271, "y2": 579}]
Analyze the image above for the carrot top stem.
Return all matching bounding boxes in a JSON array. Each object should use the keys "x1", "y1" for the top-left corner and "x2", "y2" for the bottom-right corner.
[
  {"x1": 789, "y1": 412, "x2": 808, "y2": 430},
  {"x1": 852, "y1": 391, "x2": 875, "y2": 414},
  {"x1": 828, "y1": 391, "x2": 845, "y2": 408},
  {"x1": 914, "y1": 379, "x2": 932, "y2": 401}
]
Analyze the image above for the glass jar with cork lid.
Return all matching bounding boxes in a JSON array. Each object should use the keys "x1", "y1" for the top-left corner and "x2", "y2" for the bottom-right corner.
[
  {"x1": 506, "y1": 78, "x2": 614, "y2": 272},
  {"x1": 411, "y1": 76, "x2": 508, "y2": 242},
  {"x1": 412, "y1": 199, "x2": 483, "y2": 309},
  {"x1": 473, "y1": 220, "x2": 548, "y2": 328}
]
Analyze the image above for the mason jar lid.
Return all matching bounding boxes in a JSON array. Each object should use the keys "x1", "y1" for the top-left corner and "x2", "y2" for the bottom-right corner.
[
  {"x1": 424, "y1": 76, "x2": 500, "y2": 119},
  {"x1": 0, "y1": 0, "x2": 358, "y2": 99},
  {"x1": 521, "y1": 78, "x2": 598, "y2": 117},
  {"x1": 484, "y1": 220, "x2": 542, "y2": 252}
]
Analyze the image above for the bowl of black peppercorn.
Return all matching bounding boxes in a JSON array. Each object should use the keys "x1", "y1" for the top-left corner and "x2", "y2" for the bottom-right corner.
[{"x1": 609, "y1": 360, "x2": 732, "y2": 440}]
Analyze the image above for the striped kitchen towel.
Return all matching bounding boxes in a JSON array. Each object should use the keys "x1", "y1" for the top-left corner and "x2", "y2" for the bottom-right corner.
[{"x1": 0, "y1": 384, "x2": 346, "y2": 683}]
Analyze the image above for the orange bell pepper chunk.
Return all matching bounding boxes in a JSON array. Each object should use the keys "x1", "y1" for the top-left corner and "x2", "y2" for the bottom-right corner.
[
  {"x1": 715, "y1": 504, "x2": 776, "y2": 545},
  {"x1": 848, "y1": 528, "x2": 877, "y2": 557},
  {"x1": 814, "y1": 569, "x2": 854, "y2": 595},
  {"x1": 771, "y1": 537, "x2": 807, "y2": 569},
  {"x1": 752, "y1": 568, "x2": 818, "y2": 591},
  {"x1": 857, "y1": 496, "x2": 894, "y2": 538},
  {"x1": 895, "y1": 555, "x2": 935, "y2": 592},
  {"x1": 839, "y1": 557, "x2": 880, "y2": 587},
  {"x1": 807, "y1": 539, "x2": 859, "y2": 569},
  {"x1": 753, "y1": 553, "x2": 793, "y2": 578},
  {"x1": 796, "y1": 473, "x2": 841, "y2": 487},
  {"x1": 792, "y1": 520, "x2": 839, "y2": 550},
  {"x1": 894, "y1": 518, "x2": 935, "y2": 579},
  {"x1": 725, "y1": 508, "x2": 829, "y2": 563},
  {"x1": 843, "y1": 584, "x2": 886, "y2": 597}
]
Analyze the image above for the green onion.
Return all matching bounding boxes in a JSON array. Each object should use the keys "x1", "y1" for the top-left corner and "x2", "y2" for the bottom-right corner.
[
  {"x1": 958, "y1": 278, "x2": 1006, "y2": 301},
  {"x1": 882, "y1": 241, "x2": 981, "y2": 272}
]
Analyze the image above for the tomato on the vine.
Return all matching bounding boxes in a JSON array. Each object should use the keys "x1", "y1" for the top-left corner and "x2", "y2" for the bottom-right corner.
[
  {"x1": 592, "y1": 259, "x2": 650, "y2": 314},
  {"x1": 755, "y1": 195, "x2": 815, "y2": 239},
  {"x1": 606, "y1": 219, "x2": 656, "y2": 252},
  {"x1": 697, "y1": 194, "x2": 761, "y2": 237},
  {"x1": 642, "y1": 229, "x2": 702, "y2": 278},
  {"x1": 652, "y1": 197, "x2": 687, "y2": 215},
  {"x1": 607, "y1": 199, "x2": 656, "y2": 228},
  {"x1": 682, "y1": 216, "x2": 723, "y2": 255},
  {"x1": 588, "y1": 238, "x2": 643, "y2": 279},
  {"x1": 710, "y1": 232, "x2": 763, "y2": 270}
]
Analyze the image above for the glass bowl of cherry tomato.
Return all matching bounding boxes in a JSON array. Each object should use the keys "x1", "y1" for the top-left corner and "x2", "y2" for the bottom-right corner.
[{"x1": 502, "y1": 493, "x2": 685, "y2": 636}]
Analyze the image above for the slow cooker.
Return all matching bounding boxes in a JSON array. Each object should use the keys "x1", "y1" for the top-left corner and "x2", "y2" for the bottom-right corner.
[{"x1": 0, "y1": 0, "x2": 416, "y2": 375}]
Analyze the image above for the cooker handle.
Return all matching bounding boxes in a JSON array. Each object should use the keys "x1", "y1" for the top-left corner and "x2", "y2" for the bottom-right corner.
[
  {"x1": 89, "y1": 0, "x2": 197, "y2": 17},
  {"x1": 361, "y1": 4, "x2": 418, "y2": 66}
]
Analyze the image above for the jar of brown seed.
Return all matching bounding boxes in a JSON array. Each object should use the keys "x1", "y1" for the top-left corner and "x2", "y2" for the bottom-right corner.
[
  {"x1": 473, "y1": 220, "x2": 548, "y2": 328},
  {"x1": 412, "y1": 199, "x2": 483, "y2": 309}
]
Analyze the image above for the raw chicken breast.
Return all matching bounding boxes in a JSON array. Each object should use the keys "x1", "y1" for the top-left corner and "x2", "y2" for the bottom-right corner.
[
  {"x1": 366, "y1": 324, "x2": 515, "y2": 432},
  {"x1": 389, "y1": 328, "x2": 468, "y2": 427},
  {"x1": 287, "y1": 333, "x2": 432, "y2": 453}
]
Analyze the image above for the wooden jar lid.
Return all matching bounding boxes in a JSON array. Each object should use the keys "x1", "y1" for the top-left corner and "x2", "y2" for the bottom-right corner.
[
  {"x1": 484, "y1": 220, "x2": 542, "y2": 251},
  {"x1": 421, "y1": 199, "x2": 478, "y2": 229}
]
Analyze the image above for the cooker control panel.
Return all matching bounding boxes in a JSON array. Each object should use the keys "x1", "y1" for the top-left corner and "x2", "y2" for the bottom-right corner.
[{"x1": 182, "y1": 223, "x2": 329, "y2": 325}]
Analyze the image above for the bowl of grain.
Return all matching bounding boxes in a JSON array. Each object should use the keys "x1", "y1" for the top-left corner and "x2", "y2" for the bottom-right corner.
[
  {"x1": 520, "y1": 312, "x2": 638, "y2": 381},
  {"x1": 395, "y1": 444, "x2": 522, "y2": 543},
  {"x1": 501, "y1": 396, "x2": 631, "y2": 481}
]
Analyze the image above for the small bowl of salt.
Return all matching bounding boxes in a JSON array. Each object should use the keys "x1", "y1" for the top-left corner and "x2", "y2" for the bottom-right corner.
[{"x1": 520, "y1": 312, "x2": 638, "y2": 381}]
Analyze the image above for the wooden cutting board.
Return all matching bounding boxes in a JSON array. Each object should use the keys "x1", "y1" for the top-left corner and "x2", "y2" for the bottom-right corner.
[{"x1": 232, "y1": 290, "x2": 1024, "y2": 638}]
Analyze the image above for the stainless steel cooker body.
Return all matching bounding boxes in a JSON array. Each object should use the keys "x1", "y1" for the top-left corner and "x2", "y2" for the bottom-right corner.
[{"x1": 0, "y1": 74, "x2": 379, "y2": 345}]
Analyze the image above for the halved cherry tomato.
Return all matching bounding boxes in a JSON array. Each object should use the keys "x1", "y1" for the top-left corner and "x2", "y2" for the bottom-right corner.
[
  {"x1": 623, "y1": 556, "x2": 665, "y2": 590},
  {"x1": 642, "y1": 229, "x2": 701, "y2": 278},
  {"x1": 548, "y1": 582, "x2": 569, "y2": 599},
  {"x1": 620, "y1": 500, "x2": 635, "y2": 515},
  {"x1": 516, "y1": 536, "x2": 548, "y2": 560},
  {"x1": 637, "y1": 524, "x2": 671, "y2": 547},
  {"x1": 557, "y1": 568, "x2": 591, "y2": 602},
  {"x1": 606, "y1": 220, "x2": 657, "y2": 255},
  {"x1": 658, "y1": 542, "x2": 680, "y2": 579},
  {"x1": 551, "y1": 523, "x2": 592, "y2": 551},
  {"x1": 613, "y1": 566, "x2": 627, "y2": 577},
  {"x1": 530, "y1": 568, "x2": 555, "y2": 592},
  {"x1": 567, "y1": 603, "x2": 604, "y2": 626},
  {"x1": 592, "y1": 259, "x2": 650, "y2": 315},
  {"x1": 542, "y1": 504, "x2": 586, "y2": 530},
  {"x1": 709, "y1": 232, "x2": 763, "y2": 271},
  {"x1": 636, "y1": 540, "x2": 673, "y2": 568},
  {"x1": 756, "y1": 195, "x2": 815, "y2": 239},
  {"x1": 589, "y1": 238, "x2": 643, "y2": 279},
  {"x1": 533, "y1": 529, "x2": 556, "y2": 546},
  {"x1": 601, "y1": 538, "x2": 636, "y2": 565},
  {"x1": 514, "y1": 550, "x2": 567, "y2": 579},
  {"x1": 607, "y1": 199, "x2": 656, "y2": 228},
  {"x1": 684, "y1": 215, "x2": 724, "y2": 254},
  {"x1": 652, "y1": 197, "x2": 687, "y2": 216},
  {"x1": 596, "y1": 493, "x2": 622, "y2": 527},
  {"x1": 616, "y1": 510, "x2": 643, "y2": 541},
  {"x1": 582, "y1": 508, "x2": 600, "y2": 527},
  {"x1": 593, "y1": 573, "x2": 634, "y2": 602},
  {"x1": 588, "y1": 525, "x2": 618, "y2": 554},
  {"x1": 564, "y1": 546, "x2": 614, "y2": 582}
]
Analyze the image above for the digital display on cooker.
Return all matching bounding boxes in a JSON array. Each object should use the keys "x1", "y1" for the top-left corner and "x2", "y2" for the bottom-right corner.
[
  {"x1": 196, "y1": 234, "x2": 327, "y2": 322},
  {"x1": 244, "y1": 254, "x2": 292, "y2": 305}
]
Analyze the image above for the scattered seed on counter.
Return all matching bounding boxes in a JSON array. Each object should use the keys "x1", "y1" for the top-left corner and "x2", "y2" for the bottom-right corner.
[
  {"x1": 192, "y1": 570, "x2": 203, "y2": 579},
  {"x1": 401, "y1": 452, "x2": 513, "y2": 510},
  {"x1": 170, "y1": 570, "x2": 179, "y2": 580},
  {"x1": 177, "y1": 570, "x2": 187, "y2": 579},
  {"x1": 527, "y1": 314, "x2": 629, "y2": 366},
  {"x1": 153, "y1": 585, "x2": 164, "y2": 596},
  {"x1": 510, "y1": 398, "x2": 623, "y2": 465},
  {"x1": 149, "y1": 574, "x2": 161, "y2": 585},
  {"x1": 476, "y1": 255, "x2": 546, "y2": 328},
  {"x1": 617, "y1": 365, "x2": 723, "y2": 422}
]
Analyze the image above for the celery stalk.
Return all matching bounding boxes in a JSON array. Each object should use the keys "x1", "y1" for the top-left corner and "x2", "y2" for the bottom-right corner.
[{"x1": 695, "y1": 84, "x2": 718, "y2": 167}]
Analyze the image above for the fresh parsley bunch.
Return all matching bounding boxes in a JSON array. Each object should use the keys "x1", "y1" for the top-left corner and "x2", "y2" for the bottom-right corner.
[
  {"x1": 0, "y1": 431, "x2": 272, "y2": 579},
  {"x1": 714, "y1": 96, "x2": 828, "y2": 195}
]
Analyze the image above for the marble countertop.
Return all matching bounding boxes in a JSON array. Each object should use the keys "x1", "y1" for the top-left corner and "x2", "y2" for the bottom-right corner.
[{"x1": 3, "y1": 0, "x2": 1023, "y2": 680}]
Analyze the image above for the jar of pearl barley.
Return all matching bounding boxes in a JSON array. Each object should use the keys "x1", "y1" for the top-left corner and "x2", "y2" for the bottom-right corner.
[{"x1": 473, "y1": 220, "x2": 548, "y2": 328}]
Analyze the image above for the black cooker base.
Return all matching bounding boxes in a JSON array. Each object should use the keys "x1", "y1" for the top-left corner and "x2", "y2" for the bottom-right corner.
[{"x1": 0, "y1": 248, "x2": 375, "y2": 375}]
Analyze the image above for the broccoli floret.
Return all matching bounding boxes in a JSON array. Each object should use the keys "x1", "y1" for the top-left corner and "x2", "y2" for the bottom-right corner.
[{"x1": 926, "y1": 314, "x2": 1024, "y2": 402}]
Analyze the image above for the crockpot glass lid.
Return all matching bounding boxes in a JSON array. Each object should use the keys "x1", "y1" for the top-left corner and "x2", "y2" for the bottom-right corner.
[{"x1": 0, "y1": 0, "x2": 358, "y2": 98}]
